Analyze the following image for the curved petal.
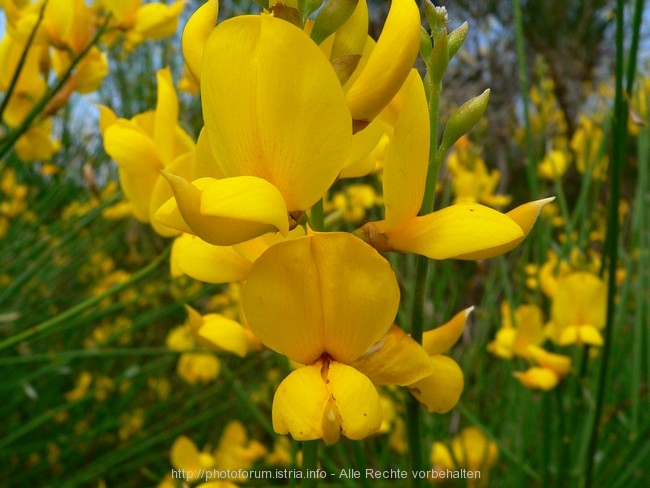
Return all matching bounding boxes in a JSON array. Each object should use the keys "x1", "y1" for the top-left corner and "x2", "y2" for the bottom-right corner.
[
  {"x1": 344, "y1": 0, "x2": 420, "y2": 122},
  {"x1": 382, "y1": 69, "x2": 430, "y2": 232},
  {"x1": 198, "y1": 314, "x2": 250, "y2": 357},
  {"x1": 243, "y1": 233, "x2": 399, "y2": 365},
  {"x1": 161, "y1": 173, "x2": 289, "y2": 246},
  {"x1": 104, "y1": 124, "x2": 163, "y2": 175},
  {"x1": 272, "y1": 363, "x2": 330, "y2": 441},
  {"x1": 201, "y1": 15, "x2": 351, "y2": 210},
  {"x1": 118, "y1": 168, "x2": 159, "y2": 222},
  {"x1": 170, "y1": 436, "x2": 202, "y2": 472},
  {"x1": 182, "y1": 0, "x2": 219, "y2": 82},
  {"x1": 134, "y1": 1, "x2": 185, "y2": 40},
  {"x1": 351, "y1": 326, "x2": 435, "y2": 386},
  {"x1": 172, "y1": 233, "x2": 252, "y2": 283},
  {"x1": 329, "y1": 0, "x2": 368, "y2": 60},
  {"x1": 154, "y1": 67, "x2": 178, "y2": 164},
  {"x1": 328, "y1": 361, "x2": 382, "y2": 441},
  {"x1": 422, "y1": 307, "x2": 472, "y2": 355},
  {"x1": 407, "y1": 355, "x2": 464, "y2": 413},
  {"x1": 150, "y1": 152, "x2": 195, "y2": 237},
  {"x1": 387, "y1": 204, "x2": 524, "y2": 260}
]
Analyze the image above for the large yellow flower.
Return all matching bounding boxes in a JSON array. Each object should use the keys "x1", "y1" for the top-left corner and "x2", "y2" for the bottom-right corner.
[
  {"x1": 157, "y1": 14, "x2": 352, "y2": 246},
  {"x1": 359, "y1": 68, "x2": 553, "y2": 260},
  {"x1": 243, "y1": 232, "x2": 439, "y2": 444}
]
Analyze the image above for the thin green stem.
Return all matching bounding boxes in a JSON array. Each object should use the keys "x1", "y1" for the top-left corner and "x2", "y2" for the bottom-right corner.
[
  {"x1": 584, "y1": 0, "x2": 643, "y2": 484},
  {"x1": 310, "y1": 198, "x2": 325, "y2": 231},
  {"x1": 512, "y1": 0, "x2": 538, "y2": 197},
  {"x1": 0, "y1": 245, "x2": 170, "y2": 353},
  {"x1": 302, "y1": 440, "x2": 320, "y2": 487}
]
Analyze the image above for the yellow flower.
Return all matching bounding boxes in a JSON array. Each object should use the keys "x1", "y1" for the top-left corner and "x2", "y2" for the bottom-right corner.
[
  {"x1": 431, "y1": 427, "x2": 498, "y2": 487},
  {"x1": 157, "y1": 14, "x2": 352, "y2": 246},
  {"x1": 243, "y1": 232, "x2": 450, "y2": 444},
  {"x1": 514, "y1": 346, "x2": 571, "y2": 391},
  {"x1": 101, "y1": 67, "x2": 195, "y2": 234},
  {"x1": 571, "y1": 115, "x2": 608, "y2": 180},
  {"x1": 487, "y1": 301, "x2": 545, "y2": 359},
  {"x1": 99, "y1": 0, "x2": 186, "y2": 50},
  {"x1": 545, "y1": 272, "x2": 607, "y2": 346},
  {"x1": 64, "y1": 371, "x2": 92, "y2": 402},
  {"x1": 538, "y1": 149, "x2": 570, "y2": 180},
  {"x1": 213, "y1": 421, "x2": 267, "y2": 475},
  {"x1": 358, "y1": 70, "x2": 553, "y2": 260}
]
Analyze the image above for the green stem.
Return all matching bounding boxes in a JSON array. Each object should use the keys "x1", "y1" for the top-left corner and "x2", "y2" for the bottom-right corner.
[
  {"x1": 302, "y1": 440, "x2": 320, "y2": 487},
  {"x1": 512, "y1": 0, "x2": 538, "y2": 197},
  {"x1": 0, "y1": 246, "x2": 170, "y2": 353},
  {"x1": 584, "y1": 0, "x2": 643, "y2": 484}
]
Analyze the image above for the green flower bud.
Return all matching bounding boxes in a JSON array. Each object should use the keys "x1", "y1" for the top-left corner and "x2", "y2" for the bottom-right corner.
[{"x1": 438, "y1": 89, "x2": 490, "y2": 159}]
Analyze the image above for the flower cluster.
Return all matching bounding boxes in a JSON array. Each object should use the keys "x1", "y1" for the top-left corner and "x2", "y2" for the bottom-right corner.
[{"x1": 99, "y1": 0, "x2": 550, "y2": 447}]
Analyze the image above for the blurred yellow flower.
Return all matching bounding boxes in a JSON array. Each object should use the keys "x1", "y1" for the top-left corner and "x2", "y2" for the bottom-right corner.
[
  {"x1": 488, "y1": 301, "x2": 545, "y2": 359},
  {"x1": 545, "y1": 271, "x2": 607, "y2": 347}
]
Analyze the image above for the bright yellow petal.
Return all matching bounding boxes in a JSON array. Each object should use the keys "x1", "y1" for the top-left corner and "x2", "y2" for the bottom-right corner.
[
  {"x1": 194, "y1": 127, "x2": 226, "y2": 179},
  {"x1": 134, "y1": 1, "x2": 185, "y2": 40},
  {"x1": 327, "y1": 361, "x2": 382, "y2": 441},
  {"x1": 422, "y1": 307, "x2": 472, "y2": 355},
  {"x1": 551, "y1": 272, "x2": 607, "y2": 331},
  {"x1": 198, "y1": 314, "x2": 250, "y2": 357},
  {"x1": 506, "y1": 196, "x2": 555, "y2": 237},
  {"x1": 118, "y1": 168, "x2": 159, "y2": 222},
  {"x1": 200, "y1": 176, "x2": 290, "y2": 237},
  {"x1": 453, "y1": 197, "x2": 555, "y2": 259},
  {"x1": 407, "y1": 355, "x2": 464, "y2": 413},
  {"x1": 160, "y1": 173, "x2": 289, "y2": 246},
  {"x1": 171, "y1": 233, "x2": 252, "y2": 283},
  {"x1": 272, "y1": 363, "x2": 329, "y2": 441},
  {"x1": 578, "y1": 326, "x2": 604, "y2": 346},
  {"x1": 201, "y1": 15, "x2": 351, "y2": 210},
  {"x1": 387, "y1": 204, "x2": 524, "y2": 260},
  {"x1": 182, "y1": 0, "x2": 218, "y2": 82},
  {"x1": 351, "y1": 326, "x2": 435, "y2": 386},
  {"x1": 150, "y1": 152, "x2": 194, "y2": 237},
  {"x1": 344, "y1": 0, "x2": 420, "y2": 122},
  {"x1": 243, "y1": 233, "x2": 399, "y2": 365},
  {"x1": 154, "y1": 67, "x2": 179, "y2": 164},
  {"x1": 104, "y1": 124, "x2": 163, "y2": 174},
  {"x1": 382, "y1": 69, "x2": 429, "y2": 233}
]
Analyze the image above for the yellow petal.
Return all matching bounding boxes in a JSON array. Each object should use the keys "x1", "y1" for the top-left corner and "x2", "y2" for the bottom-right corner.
[
  {"x1": 514, "y1": 367, "x2": 559, "y2": 391},
  {"x1": 382, "y1": 69, "x2": 430, "y2": 233},
  {"x1": 329, "y1": 0, "x2": 368, "y2": 60},
  {"x1": 198, "y1": 314, "x2": 250, "y2": 357},
  {"x1": 182, "y1": 0, "x2": 218, "y2": 82},
  {"x1": 201, "y1": 15, "x2": 351, "y2": 210},
  {"x1": 507, "y1": 196, "x2": 555, "y2": 236},
  {"x1": 422, "y1": 307, "x2": 472, "y2": 355},
  {"x1": 512, "y1": 304, "x2": 546, "y2": 358},
  {"x1": 387, "y1": 204, "x2": 524, "y2": 260},
  {"x1": 104, "y1": 124, "x2": 163, "y2": 174},
  {"x1": 170, "y1": 435, "x2": 202, "y2": 472},
  {"x1": 327, "y1": 361, "x2": 382, "y2": 441},
  {"x1": 160, "y1": 173, "x2": 289, "y2": 246},
  {"x1": 134, "y1": 1, "x2": 185, "y2": 40},
  {"x1": 407, "y1": 355, "x2": 464, "y2": 413},
  {"x1": 272, "y1": 363, "x2": 330, "y2": 441},
  {"x1": 243, "y1": 233, "x2": 399, "y2": 365},
  {"x1": 118, "y1": 168, "x2": 159, "y2": 222},
  {"x1": 154, "y1": 67, "x2": 179, "y2": 163},
  {"x1": 351, "y1": 326, "x2": 436, "y2": 386},
  {"x1": 345, "y1": 0, "x2": 420, "y2": 122},
  {"x1": 150, "y1": 152, "x2": 194, "y2": 237},
  {"x1": 551, "y1": 272, "x2": 607, "y2": 331},
  {"x1": 171, "y1": 233, "x2": 252, "y2": 283},
  {"x1": 451, "y1": 427, "x2": 499, "y2": 471},
  {"x1": 528, "y1": 345, "x2": 571, "y2": 376},
  {"x1": 194, "y1": 127, "x2": 227, "y2": 179}
]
